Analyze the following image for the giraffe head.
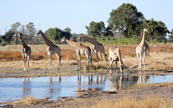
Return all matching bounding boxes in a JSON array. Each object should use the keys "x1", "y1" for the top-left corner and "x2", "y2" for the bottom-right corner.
[
  {"x1": 37, "y1": 29, "x2": 43, "y2": 35},
  {"x1": 144, "y1": 27, "x2": 148, "y2": 32},
  {"x1": 78, "y1": 34, "x2": 84, "y2": 41},
  {"x1": 18, "y1": 32, "x2": 23, "y2": 38},
  {"x1": 61, "y1": 36, "x2": 67, "y2": 42}
]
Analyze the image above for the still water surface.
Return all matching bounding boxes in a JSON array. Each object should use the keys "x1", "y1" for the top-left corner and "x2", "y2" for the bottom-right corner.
[{"x1": 0, "y1": 74, "x2": 173, "y2": 102}]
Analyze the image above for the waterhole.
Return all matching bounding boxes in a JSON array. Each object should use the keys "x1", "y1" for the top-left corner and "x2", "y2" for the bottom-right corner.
[{"x1": 0, "y1": 73, "x2": 173, "y2": 103}]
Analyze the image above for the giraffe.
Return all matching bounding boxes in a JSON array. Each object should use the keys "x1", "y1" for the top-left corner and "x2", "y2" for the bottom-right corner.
[
  {"x1": 37, "y1": 30, "x2": 61, "y2": 69},
  {"x1": 104, "y1": 46, "x2": 124, "y2": 74},
  {"x1": 61, "y1": 37, "x2": 92, "y2": 70},
  {"x1": 79, "y1": 35, "x2": 107, "y2": 63},
  {"x1": 18, "y1": 32, "x2": 31, "y2": 71},
  {"x1": 136, "y1": 27, "x2": 148, "y2": 70}
]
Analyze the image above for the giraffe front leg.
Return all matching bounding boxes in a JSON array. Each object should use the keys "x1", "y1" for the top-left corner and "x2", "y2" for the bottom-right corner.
[
  {"x1": 76, "y1": 51, "x2": 80, "y2": 70},
  {"x1": 115, "y1": 60, "x2": 118, "y2": 73},
  {"x1": 48, "y1": 52, "x2": 52, "y2": 68},
  {"x1": 90, "y1": 56, "x2": 92, "y2": 69},
  {"x1": 86, "y1": 54, "x2": 91, "y2": 70},
  {"x1": 79, "y1": 57, "x2": 81, "y2": 70},
  {"x1": 104, "y1": 60, "x2": 114, "y2": 74},
  {"x1": 27, "y1": 55, "x2": 30, "y2": 70}
]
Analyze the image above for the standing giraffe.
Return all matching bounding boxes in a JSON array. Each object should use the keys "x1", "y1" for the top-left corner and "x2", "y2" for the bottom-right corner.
[
  {"x1": 104, "y1": 46, "x2": 124, "y2": 74},
  {"x1": 18, "y1": 32, "x2": 31, "y2": 71},
  {"x1": 136, "y1": 27, "x2": 148, "y2": 70},
  {"x1": 37, "y1": 30, "x2": 61, "y2": 69},
  {"x1": 61, "y1": 37, "x2": 92, "y2": 70},
  {"x1": 79, "y1": 35, "x2": 107, "y2": 63}
]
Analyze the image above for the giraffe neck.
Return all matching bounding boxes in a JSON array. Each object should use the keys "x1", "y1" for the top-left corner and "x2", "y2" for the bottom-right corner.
[
  {"x1": 65, "y1": 39, "x2": 78, "y2": 48},
  {"x1": 141, "y1": 29, "x2": 146, "y2": 45},
  {"x1": 19, "y1": 37, "x2": 28, "y2": 48},
  {"x1": 82, "y1": 36, "x2": 97, "y2": 44},
  {"x1": 40, "y1": 32, "x2": 54, "y2": 46}
]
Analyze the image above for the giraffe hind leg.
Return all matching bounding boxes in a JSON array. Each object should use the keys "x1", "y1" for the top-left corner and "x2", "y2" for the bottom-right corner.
[
  {"x1": 136, "y1": 52, "x2": 141, "y2": 70},
  {"x1": 27, "y1": 55, "x2": 30, "y2": 70},
  {"x1": 55, "y1": 53, "x2": 61, "y2": 69},
  {"x1": 99, "y1": 52, "x2": 102, "y2": 61},
  {"x1": 23, "y1": 53, "x2": 27, "y2": 71},
  {"x1": 143, "y1": 52, "x2": 146, "y2": 68}
]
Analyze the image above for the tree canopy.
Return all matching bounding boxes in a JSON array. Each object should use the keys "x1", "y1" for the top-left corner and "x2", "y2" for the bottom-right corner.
[
  {"x1": 144, "y1": 19, "x2": 170, "y2": 42},
  {"x1": 108, "y1": 3, "x2": 144, "y2": 38},
  {"x1": 86, "y1": 21, "x2": 105, "y2": 37},
  {"x1": 45, "y1": 27, "x2": 71, "y2": 41},
  {"x1": 168, "y1": 29, "x2": 173, "y2": 42}
]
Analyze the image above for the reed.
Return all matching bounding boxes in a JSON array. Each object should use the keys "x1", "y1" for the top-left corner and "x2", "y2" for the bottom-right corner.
[{"x1": 83, "y1": 96, "x2": 172, "y2": 108}]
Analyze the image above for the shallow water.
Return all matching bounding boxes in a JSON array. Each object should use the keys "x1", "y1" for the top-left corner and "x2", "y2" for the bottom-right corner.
[{"x1": 0, "y1": 73, "x2": 173, "y2": 103}]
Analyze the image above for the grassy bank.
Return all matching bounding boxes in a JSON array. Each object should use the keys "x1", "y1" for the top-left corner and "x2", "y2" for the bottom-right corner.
[{"x1": 85, "y1": 96, "x2": 172, "y2": 108}]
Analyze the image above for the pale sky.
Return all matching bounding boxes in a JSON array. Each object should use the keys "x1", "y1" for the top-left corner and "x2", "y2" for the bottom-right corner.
[{"x1": 0, "y1": 0, "x2": 172, "y2": 35}]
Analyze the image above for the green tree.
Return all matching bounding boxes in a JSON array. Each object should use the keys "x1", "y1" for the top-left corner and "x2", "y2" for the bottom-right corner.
[
  {"x1": 26, "y1": 22, "x2": 36, "y2": 36},
  {"x1": 168, "y1": 29, "x2": 173, "y2": 42},
  {"x1": 45, "y1": 28, "x2": 63, "y2": 41},
  {"x1": 103, "y1": 27, "x2": 113, "y2": 36},
  {"x1": 11, "y1": 22, "x2": 21, "y2": 44},
  {"x1": 24, "y1": 22, "x2": 36, "y2": 44},
  {"x1": 63, "y1": 27, "x2": 71, "y2": 39},
  {"x1": 71, "y1": 33, "x2": 78, "y2": 42},
  {"x1": 144, "y1": 19, "x2": 169, "y2": 42},
  {"x1": 108, "y1": 3, "x2": 144, "y2": 38},
  {"x1": 45, "y1": 27, "x2": 72, "y2": 43},
  {"x1": 1, "y1": 30, "x2": 15, "y2": 44},
  {"x1": 64, "y1": 27, "x2": 71, "y2": 33},
  {"x1": 86, "y1": 21, "x2": 105, "y2": 37}
]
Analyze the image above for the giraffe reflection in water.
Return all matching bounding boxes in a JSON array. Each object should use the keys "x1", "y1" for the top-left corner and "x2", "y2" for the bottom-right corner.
[
  {"x1": 108, "y1": 72, "x2": 149, "y2": 91},
  {"x1": 21, "y1": 73, "x2": 148, "y2": 99},
  {"x1": 137, "y1": 71, "x2": 147, "y2": 84},
  {"x1": 76, "y1": 74, "x2": 107, "y2": 97},
  {"x1": 109, "y1": 74, "x2": 123, "y2": 91},
  {"x1": 22, "y1": 76, "x2": 31, "y2": 97},
  {"x1": 48, "y1": 76, "x2": 61, "y2": 99}
]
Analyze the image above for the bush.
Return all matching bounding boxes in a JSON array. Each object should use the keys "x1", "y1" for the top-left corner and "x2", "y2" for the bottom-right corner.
[{"x1": 97, "y1": 36, "x2": 140, "y2": 45}]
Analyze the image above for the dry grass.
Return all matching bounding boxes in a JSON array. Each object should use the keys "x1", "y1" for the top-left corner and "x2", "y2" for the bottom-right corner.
[
  {"x1": 0, "y1": 43, "x2": 172, "y2": 61},
  {"x1": 84, "y1": 96, "x2": 172, "y2": 108},
  {"x1": 12, "y1": 96, "x2": 45, "y2": 106},
  {"x1": 0, "y1": 44, "x2": 172, "y2": 73}
]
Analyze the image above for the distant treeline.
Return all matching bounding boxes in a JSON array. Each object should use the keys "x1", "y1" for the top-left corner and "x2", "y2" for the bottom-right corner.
[{"x1": 0, "y1": 3, "x2": 173, "y2": 46}]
